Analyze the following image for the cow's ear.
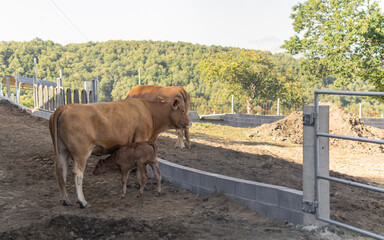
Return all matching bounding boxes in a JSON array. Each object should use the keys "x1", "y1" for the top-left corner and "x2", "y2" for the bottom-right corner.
[{"x1": 172, "y1": 99, "x2": 180, "y2": 110}]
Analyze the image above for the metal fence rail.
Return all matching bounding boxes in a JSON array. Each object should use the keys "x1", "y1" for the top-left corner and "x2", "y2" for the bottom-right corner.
[{"x1": 314, "y1": 90, "x2": 384, "y2": 240}]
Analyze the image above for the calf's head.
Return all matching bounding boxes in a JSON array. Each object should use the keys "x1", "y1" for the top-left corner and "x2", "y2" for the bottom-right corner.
[{"x1": 92, "y1": 155, "x2": 118, "y2": 175}]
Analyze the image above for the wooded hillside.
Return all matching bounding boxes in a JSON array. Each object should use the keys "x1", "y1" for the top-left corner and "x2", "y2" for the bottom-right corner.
[{"x1": 0, "y1": 38, "x2": 301, "y2": 113}]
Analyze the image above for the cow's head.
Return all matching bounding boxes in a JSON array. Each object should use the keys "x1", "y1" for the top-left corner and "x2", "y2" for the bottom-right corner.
[{"x1": 169, "y1": 98, "x2": 192, "y2": 130}]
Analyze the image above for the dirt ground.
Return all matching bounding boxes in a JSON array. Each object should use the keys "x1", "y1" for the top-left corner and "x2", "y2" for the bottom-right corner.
[{"x1": 0, "y1": 99, "x2": 382, "y2": 240}]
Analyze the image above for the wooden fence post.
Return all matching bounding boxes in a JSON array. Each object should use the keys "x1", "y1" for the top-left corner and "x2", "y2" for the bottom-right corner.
[
  {"x1": 95, "y1": 76, "x2": 99, "y2": 102},
  {"x1": 74, "y1": 89, "x2": 80, "y2": 103},
  {"x1": 49, "y1": 86, "x2": 55, "y2": 111},
  {"x1": 55, "y1": 88, "x2": 59, "y2": 108},
  {"x1": 92, "y1": 79, "x2": 96, "y2": 103},
  {"x1": 66, "y1": 88, "x2": 72, "y2": 105},
  {"x1": 59, "y1": 89, "x2": 65, "y2": 106},
  {"x1": 38, "y1": 85, "x2": 43, "y2": 108},
  {"x1": 43, "y1": 86, "x2": 49, "y2": 110},
  {"x1": 89, "y1": 90, "x2": 94, "y2": 103},
  {"x1": 81, "y1": 89, "x2": 88, "y2": 104},
  {"x1": 6, "y1": 76, "x2": 11, "y2": 98}
]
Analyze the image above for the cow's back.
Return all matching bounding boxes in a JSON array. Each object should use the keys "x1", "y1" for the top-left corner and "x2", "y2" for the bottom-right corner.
[
  {"x1": 56, "y1": 100, "x2": 153, "y2": 156},
  {"x1": 126, "y1": 85, "x2": 190, "y2": 113}
]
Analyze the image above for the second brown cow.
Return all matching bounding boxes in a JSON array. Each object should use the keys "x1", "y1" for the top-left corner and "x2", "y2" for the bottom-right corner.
[
  {"x1": 93, "y1": 141, "x2": 161, "y2": 198},
  {"x1": 126, "y1": 85, "x2": 191, "y2": 149}
]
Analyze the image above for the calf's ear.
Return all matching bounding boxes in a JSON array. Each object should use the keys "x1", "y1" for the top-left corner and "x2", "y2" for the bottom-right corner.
[{"x1": 172, "y1": 99, "x2": 180, "y2": 110}]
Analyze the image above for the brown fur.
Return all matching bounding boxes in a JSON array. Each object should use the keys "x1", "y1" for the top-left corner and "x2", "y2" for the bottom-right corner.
[
  {"x1": 93, "y1": 142, "x2": 161, "y2": 197},
  {"x1": 49, "y1": 98, "x2": 190, "y2": 208},
  {"x1": 126, "y1": 85, "x2": 191, "y2": 149}
]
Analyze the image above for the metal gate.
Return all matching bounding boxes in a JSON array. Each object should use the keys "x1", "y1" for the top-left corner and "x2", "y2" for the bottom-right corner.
[{"x1": 311, "y1": 90, "x2": 384, "y2": 240}]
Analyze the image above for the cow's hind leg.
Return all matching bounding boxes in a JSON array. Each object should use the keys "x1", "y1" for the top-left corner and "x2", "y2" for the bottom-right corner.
[
  {"x1": 175, "y1": 129, "x2": 186, "y2": 149},
  {"x1": 54, "y1": 152, "x2": 72, "y2": 206},
  {"x1": 73, "y1": 155, "x2": 90, "y2": 208}
]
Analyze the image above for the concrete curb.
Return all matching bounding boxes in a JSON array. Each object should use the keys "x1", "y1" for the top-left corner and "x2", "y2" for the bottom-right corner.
[{"x1": 154, "y1": 158, "x2": 303, "y2": 225}]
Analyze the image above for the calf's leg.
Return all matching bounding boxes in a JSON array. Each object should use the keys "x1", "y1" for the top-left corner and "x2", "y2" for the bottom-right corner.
[
  {"x1": 121, "y1": 169, "x2": 131, "y2": 198},
  {"x1": 150, "y1": 162, "x2": 162, "y2": 196},
  {"x1": 137, "y1": 165, "x2": 149, "y2": 197}
]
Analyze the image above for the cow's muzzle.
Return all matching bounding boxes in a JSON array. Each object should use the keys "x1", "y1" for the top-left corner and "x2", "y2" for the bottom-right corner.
[{"x1": 184, "y1": 122, "x2": 192, "y2": 129}]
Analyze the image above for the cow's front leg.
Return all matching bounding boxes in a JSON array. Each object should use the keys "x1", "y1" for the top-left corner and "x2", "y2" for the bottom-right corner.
[
  {"x1": 175, "y1": 129, "x2": 185, "y2": 149},
  {"x1": 184, "y1": 129, "x2": 191, "y2": 149}
]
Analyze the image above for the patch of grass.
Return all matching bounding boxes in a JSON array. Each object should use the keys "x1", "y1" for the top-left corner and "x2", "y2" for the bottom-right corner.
[{"x1": 189, "y1": 123, "x2": 253, "y2": 142}]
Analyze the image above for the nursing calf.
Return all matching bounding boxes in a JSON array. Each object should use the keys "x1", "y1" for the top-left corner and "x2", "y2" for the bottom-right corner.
[{"x1": 93, "y1": 142, "x2": 161, "y2": 197}]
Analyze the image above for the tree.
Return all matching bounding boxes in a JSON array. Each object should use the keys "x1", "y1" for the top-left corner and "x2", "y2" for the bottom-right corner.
[
  {"x1": 282, "y1": 0, "x2": 384, "y2": 91},
  {"x1": 198, "y1": 49, "x2": 302, "y2": 113}
]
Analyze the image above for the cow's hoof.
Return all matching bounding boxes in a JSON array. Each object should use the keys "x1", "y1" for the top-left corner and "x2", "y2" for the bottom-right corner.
[
  {"x1": 156, "y1": 192, "x2": 161, "y2": 197},
  {"x1": 78, "y1": 201, "x2": 91, "y2": 209},
  {"x1": 120, "y1": 194, "x2": 126, "y2": 198},
  {"x1": 80, "y1": 203, "x2": 91, "y2": 209},
  {"x1": 61, "y1": 200, "x2": 73, "y2": 206}
]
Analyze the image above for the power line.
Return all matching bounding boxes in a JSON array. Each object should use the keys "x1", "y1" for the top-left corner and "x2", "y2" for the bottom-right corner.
[{"x1": 49, "y1": 0, "x2": 90, "y2": 42}]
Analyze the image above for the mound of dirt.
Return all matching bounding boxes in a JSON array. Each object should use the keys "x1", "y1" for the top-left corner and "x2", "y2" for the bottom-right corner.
[
  {"x1": 249, "y1": 103, "x2": 384, "y2": 152},
  {"x1": 249, "y1": 111, "x2": 304, "y2": 144}
]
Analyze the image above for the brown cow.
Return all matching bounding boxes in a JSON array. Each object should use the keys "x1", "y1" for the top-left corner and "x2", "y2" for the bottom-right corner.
[
  {"x1": 49, "y1": 98, "x2": 190, "y2": 208},
  {"x1": 126, "y1": 85, "x2": 191, "y2": 149},
  {"x1": 93, "y1": 141, "x2": 161, "y2": 198}
]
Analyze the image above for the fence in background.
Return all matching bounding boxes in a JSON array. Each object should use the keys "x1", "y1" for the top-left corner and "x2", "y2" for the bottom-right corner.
[
  {"x1": 1, "y1": 71, "x2": 99, "y2": 111},
  {"x1": 35, "y1": 85, "x2": 97, "y2": 111}
]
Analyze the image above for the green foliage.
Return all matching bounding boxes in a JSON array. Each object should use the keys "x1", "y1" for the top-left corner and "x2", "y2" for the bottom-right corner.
[
  {"x1": 282, "y1": 0, "x2": 384, "y2": 92},
  {"x1": 0, "y1": 38, "x2": 303, "y2": 114},
  {"x1": 198, "y1": 49, "x2": 304, "y2": 108}
]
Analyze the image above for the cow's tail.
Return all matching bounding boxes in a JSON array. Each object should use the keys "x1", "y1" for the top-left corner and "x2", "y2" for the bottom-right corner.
[
  {"x1": 49, "y1": 106, "x2": 72, "y2": 206},
  {"x1": 49, "y1": 106, "x2": 65, "y2": 155}
]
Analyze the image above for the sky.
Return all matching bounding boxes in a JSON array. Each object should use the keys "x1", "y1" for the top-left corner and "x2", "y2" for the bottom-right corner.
[{"x1": 1, "y1": 0, "x2": 304, "y2": 53}]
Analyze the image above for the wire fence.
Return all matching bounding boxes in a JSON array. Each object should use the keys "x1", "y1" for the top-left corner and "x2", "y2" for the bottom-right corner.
[
  {"x1": 191, "y1": 96, "x2": 384, "y2": 118},
  {"x1": 190, "y1": 97, "x2": 303, "y2": 116}
]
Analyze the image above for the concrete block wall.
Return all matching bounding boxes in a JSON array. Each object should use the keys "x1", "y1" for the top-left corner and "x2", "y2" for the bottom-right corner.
[
  {"x1": 30, "y1": 108, "x2": 53, "y2": 120},
  {"x1": 222, "y1": 114, "x2": 286, "y2": 128},
  {"x1": 362, "y1": 117, "x2": 384, "y2": 130},
  {"x1": 192, "y1": 112, "x2": 286, "y2": 128},
  {"x1": 155, "y1": 158, "x2": 304, "y2": 225}
]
